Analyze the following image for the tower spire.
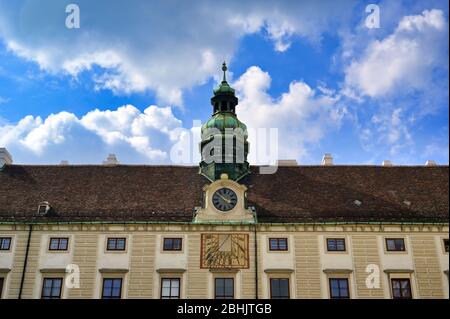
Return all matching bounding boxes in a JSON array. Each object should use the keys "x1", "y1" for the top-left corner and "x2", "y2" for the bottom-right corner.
[
  {"x1": 222, "y1": 61, "x2": 228, "y2": 83},
  {"x1": 199, "y1": 62, "x2": 250, "y2": 182}
]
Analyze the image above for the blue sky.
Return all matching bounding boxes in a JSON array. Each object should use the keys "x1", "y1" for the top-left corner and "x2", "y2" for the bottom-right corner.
[{"x1": 0, "y1": 0, "x2": 448, "y2": 165}]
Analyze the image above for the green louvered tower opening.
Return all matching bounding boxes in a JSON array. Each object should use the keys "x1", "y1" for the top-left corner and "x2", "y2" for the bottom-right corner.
[{"x1": 199, "y1": 62, "x2": 250, "y2": 182}]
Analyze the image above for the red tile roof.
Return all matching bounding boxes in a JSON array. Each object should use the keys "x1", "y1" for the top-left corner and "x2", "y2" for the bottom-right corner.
[{"x1": 0, "y1": 165, "x2": 448, "y2": 223}]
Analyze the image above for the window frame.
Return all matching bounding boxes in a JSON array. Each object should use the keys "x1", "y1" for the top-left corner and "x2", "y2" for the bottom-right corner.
[
  {"x1": 391, "y1": 278, "x2": 412, "y2": 299},
  {"x1": 385, "y1": 238, "x2": 406, "y2": 252},
  {"x1": 48, "y1": 237, "x2": 69, "y2": 251},
  {"x1": 443, "y1": 238, "x2": 449, "y2": 254},
  {"x1": 101, "y1": 278, "x2": 123, "y2": 299},
  {"x1": 0, "y1": 237, "x2": 12, "y2": 251},
  {"x1": 0, "y1": 277, "x2": 4, "y2": 299},
  {"x1": 41, "y1": 277, "x2": 63, "y2": 299},
  {"x1": 326, "y1": 238, "x2": 347, "y2": 252},
  {"x1": 329, "y1": 278, "x2": 350, "y2": 299},
  {"x1": 106, "y1": 238, "x2": 127, "y2": 251},
  {"x1": 160, "y1": 278, "x2": 181, "y2": 299},
  {"x1": 268, "y1": 238, "x2": 288, "y2": 252},
  {"x1": 214, "y1": 278, "x2": 234, "y2": 299},
  {"x1": 163, "y1": 238, "x2": 183, "y2": 252},
  {"x1": 269, "y1": 278, "x2": 290, "y2": 299}
]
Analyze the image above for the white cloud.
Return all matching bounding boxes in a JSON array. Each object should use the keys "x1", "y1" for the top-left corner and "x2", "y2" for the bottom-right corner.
[
  {"x1": 0, "y1": 0, "x2": 356, "y2": 106},
  {"x1": 235, "y1": 66, "x2": 345, "y2": 162},
  {"x1": 344, "y1": 9, "x2": 448, "y2": 98},
  {"x1": 0, "y1": 104, "x2": 182, "y2": 164},
  {"x1": 371, "y1": 108, "x2": 413, "y2": 155},
  {"x1": 0, "y1": 67, "x2": 346, "y2": 165}
]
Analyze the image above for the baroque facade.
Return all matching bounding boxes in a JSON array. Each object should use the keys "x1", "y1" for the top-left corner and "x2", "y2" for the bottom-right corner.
[{"x1": 0, "y1": 64, "x2": 448, "y2": 299}]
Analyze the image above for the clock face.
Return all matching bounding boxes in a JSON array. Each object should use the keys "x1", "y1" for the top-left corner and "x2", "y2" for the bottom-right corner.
[{"x1": 212, "y1": 188, "x2": 237, "y2": 211}]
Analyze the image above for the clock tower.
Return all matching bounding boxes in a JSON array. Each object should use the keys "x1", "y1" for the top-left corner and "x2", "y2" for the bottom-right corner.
[{"x1": 199, "y1": 62, "x2": 250, "y2": 182}]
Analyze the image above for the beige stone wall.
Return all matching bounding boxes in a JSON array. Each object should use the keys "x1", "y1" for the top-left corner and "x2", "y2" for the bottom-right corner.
[
  {"x1": 128, "y1": 234, "x2": 156, "y2": 298},
  {"x1": 186, "y1": 233, "x2": 208, "y2": 298},
  {"x1": 0, "y1": 223, "x2": 448, "y2": 299},
  {"x1": 67, "y1": 231, "x2": 98, "y2": 298},
  {"x1": 241, "y1": 231, "x2": 257, "y2": 298},
  {"x1": 294, "y1": 234, "x2": 322, "y2": 298},
  {"x1": 6, "y1": 227, "x2": 28, "y2": 299},
  {"x1": 411, "y1": 234, "x2": 444, "y2": 298},
  {"x1": 352, "y1": 235, "x2": 385, "y2": 298}
]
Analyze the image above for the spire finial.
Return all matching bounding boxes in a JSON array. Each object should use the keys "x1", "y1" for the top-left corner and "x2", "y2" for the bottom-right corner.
[{"x1": 222, "y1": 61, "x2": 228, "y2": 82}]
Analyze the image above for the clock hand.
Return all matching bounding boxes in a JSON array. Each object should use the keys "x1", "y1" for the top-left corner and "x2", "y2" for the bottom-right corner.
[{"x1": 218, "y1": 194, "x2": 231, "y2": 204}]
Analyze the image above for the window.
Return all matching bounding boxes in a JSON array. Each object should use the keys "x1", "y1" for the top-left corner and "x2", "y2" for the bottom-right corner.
[
  {"x1": 444, "y1": 239, "x2": 449, "y2": 253},
  {"x1": 215, "y1": 278, "x2": 234, "y2": 299},
  {"x1": 329, "y1": 278, "x2": 350, "y2": 299},
  {"x1": 102, "y1": 278, "x2": 122, "y2": 299},
  {"x1": 327, "y1": 238, "x2": 346, "y2": 252},
  {"x1": 161, "y1": 278, "x2": 180, "y2": 299},
  {"x1": 386, "y1": 238, "x2": 405, "y2": 252},
  {"x1": 0, "y1": 237, "x2": 11, "y2": 251},
  {"x1": 269, "y1": 238, "x2": 288, "y2": 251},
  {"x1": 270, "y1": 278, "x2": 290, "y2": 299},
  {"x1": 0, "y1": 278, "x2": 4, "y2": 298},
  {"x1": 41, "y1": 278, "x2": 63, "y2": 299},
  {"x1": 163, "y1": 238, "x2": 182, "y2": 251},
  {"x1": 106, "y1": 238, "x2": 126, "y2": 251},
  {"x1": 391, "y1": 279, "x2": 412, "y2": 299},
  {"x1": 49, "y1": 238, "x2": 68, "y2": 251}
]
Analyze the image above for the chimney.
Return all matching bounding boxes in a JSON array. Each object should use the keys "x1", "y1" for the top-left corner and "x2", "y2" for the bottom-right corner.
[
  {"x1": 382, "y1": 160, "x2": 393, "y2": 167},
  {"x1": 425, "y1": 160, "x2": 437, "y2": 166},
  {"x1": 103, "y1": 154, "x2": 120, "y2": 165},
  {"x1": 321, "y1": 153, "x2": 333, "y2": 166},
  {"x1": 0, "y1": 148, "x2": 13, "y2": 168},
  {"x1": 277, "y1": 159, "x2": 298, "y2": 166}
]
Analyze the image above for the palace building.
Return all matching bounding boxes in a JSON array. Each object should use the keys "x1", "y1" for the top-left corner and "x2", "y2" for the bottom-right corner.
[{"x1": 0, "y1": 64, "x2": 448, "y2": 299}]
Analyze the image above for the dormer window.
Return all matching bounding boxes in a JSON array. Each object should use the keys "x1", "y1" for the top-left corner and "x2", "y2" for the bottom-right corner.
[{"x1": 37, "y1": 202, "x2": 51, "y2": 215}]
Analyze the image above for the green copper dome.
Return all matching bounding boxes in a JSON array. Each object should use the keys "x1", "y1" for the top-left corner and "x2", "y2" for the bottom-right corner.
[
  {"x1": 201, "y1": 112, "x2": 247, "y2": 135},
  {"x1": 213, "y1": 81, "x2": 235, "y2": 95}
]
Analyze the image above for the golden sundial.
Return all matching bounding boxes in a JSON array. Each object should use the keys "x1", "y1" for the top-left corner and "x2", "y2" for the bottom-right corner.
[{"x1": 200, "y1": 233, "x2": 249, "y2": 269}]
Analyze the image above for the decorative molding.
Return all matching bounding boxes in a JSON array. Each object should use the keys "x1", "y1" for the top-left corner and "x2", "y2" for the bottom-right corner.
[
  {"x1": 383, "y1": 269, "x2": 414, "y2": 274},
  {"x1": 264, "y1": 269, "x2": 295, "y2": 274},
  {"x1": 323, "y1": 269, "x2": 353, "y2": 274},
  {"x1": 40, "y1": 268, "x2": 66, "y2": 273},
  {"x1": 0, "y1": 268, "x2": 11, "y2": 273},
  {"x1": 156, "y1": 268, "x2": 186, "y2": 273},
  {"x1": 209, "y1": 269, "x2": 240, "y2": 273},
  {"x1": 98, "y1": 268, "x2": 129, "y2": 274}
]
